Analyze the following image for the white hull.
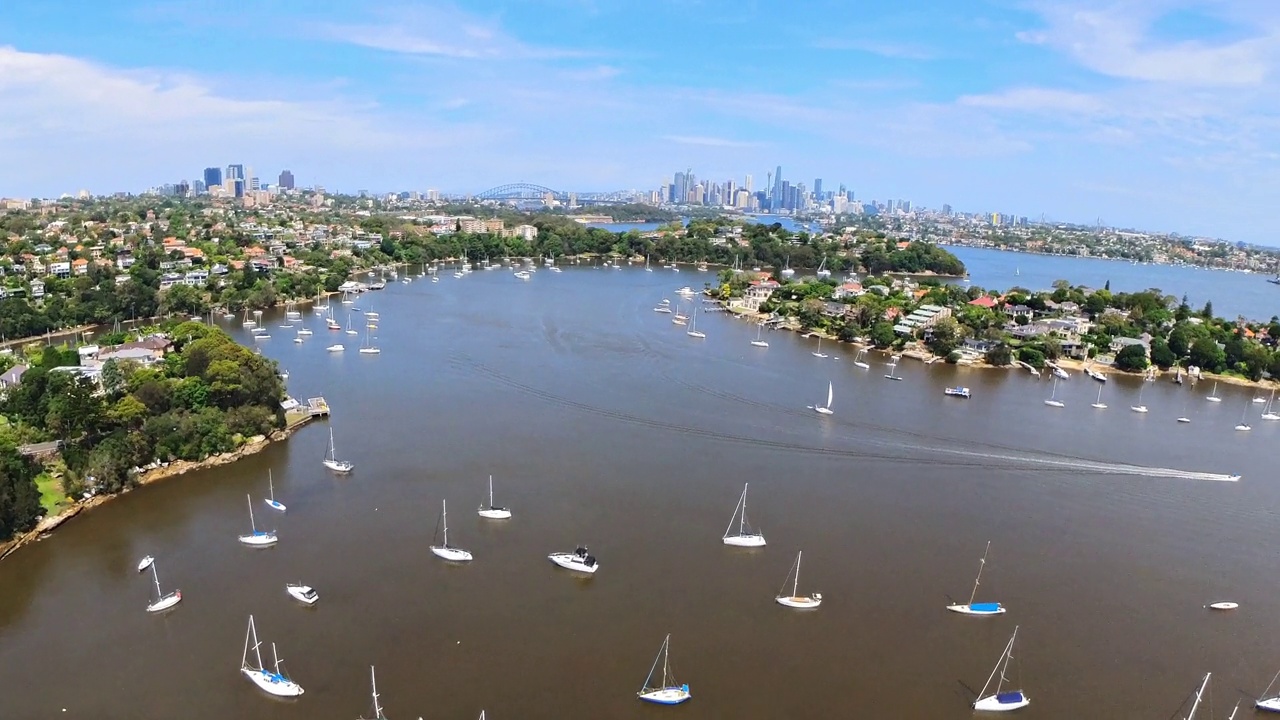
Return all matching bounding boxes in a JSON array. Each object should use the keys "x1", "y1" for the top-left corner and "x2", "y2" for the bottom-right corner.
[
  {"x1": 638, "y1": 688, "x2": 691, "y2": 705},
  {"x1": 1207, "y1": 396, "x2": 1222, "y2": 402},
  {"x1": 478, "y1": 507, "x2": 512, "y2": 520},
  {"x1": 323, "y1": 459, "x2": 353, "y2": 473},
  {"x1": 326, "y1": 345, "x2": 344, "y2": 352},
  {"x1": 814, "y1": 407, "x2": 833, "y2": 415},
  {"x1": 1177, "y1": 417, "x2": 1191, "y2": 423},
  {"x1": 137, "y1": 556, "x2": 154, "y2": 572},
  {"x1": 1257, "y1": 697, "x2": 1280, "y2": 712},
  {"x1": 723, "y1": 534, "x2": 766, "y2": 547},
  {"x1": 430, "y1": 546, "x2": 474, "y2": 562},
  {"x1": 776, "y1": 594, "x2": 822, "y2": 609},
  {"x1": 973, "y1": 692, "x2": 1029, "y2": 712},
  {"x1": 1264, "y1": 413, "x2": 1280, "y2": 421},
  {"x1": 687, "y1": 331, "x2": 705, "y2": 339},
  {"x1": 750, "y1": 340, "x2": 769, "y2": 347},
  {"x1": 548, "y1": 553, "x2": 598, "y2": 574},
  {"x1": 1044, "y1": 400, "x2": 1064, "y2": 407},
  {"x1": 286, "y1": 584, "x2": 319, "y2": 605},
  {"x1": 853, "y1": 361, "x2": 869, "y2": 369},
  {"x1": 359, "y1": 348, "x2": 381, "y2": 354},
  {"x1": 946, "y1": 603, "x2": 1005, "y2": 616},
  {"x1": 146, "y1": 591, "x2": 182, "y2": 613},
  {"x1": 239, "y1": 532, "x2": 278, "y2": 547},
  {"x1": 265, "y1": 498, "x2": 286, "y2": 512},
  {"x1": 242, "y1": 667, "x2": 305, "y2": 697},
  {"x1": 1207, "y1": 601, "x2": 1238, "y2": 610},
  {"x1": 1130, "y1": 406, "x2": 1148, "y2": 413},
  {"x1": 1092, "y1": 403, "x2": 1108, "y2": 409},
  {"x1": 1236, "y1": 424, "x2": 1252, "y2": 431},
  {"x1": 811, "y1": 352, "x2": 827, "y2": 358}
]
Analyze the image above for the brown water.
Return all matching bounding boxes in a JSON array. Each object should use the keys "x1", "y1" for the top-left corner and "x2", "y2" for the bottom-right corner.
[{"x1": 1, "y1": 264, "x2": 1275, "y2": 719}]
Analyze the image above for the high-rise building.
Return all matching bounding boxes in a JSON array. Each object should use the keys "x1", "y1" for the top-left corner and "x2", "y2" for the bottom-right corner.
[
  {"x1": 278, "y1": 170, "x2": 295, "y2": 189},
  {"x1": 226, "y1": 164, "x2": 244, "y2": 180},
  {"x1": 942, "y1": 204, "x2": 952, "y2": 215},
  {"x1": 249, "y1": 176, "x2": 260, "y2": 192},
  {"x1": 772, "y1": 165, "x2": 783, "y2": 210},
  {"x1": 203, "y1": 167, "x2": 222, "y2": 190},
  {"x1": 744, "y1": 174, "x2": 753, "y2": 193},
  {"x1": 813, "y1": 178, "x2": 823, "y2": 201},
  {"x1": 193, "y1": 180, "x2": 206, "y2": 194}
]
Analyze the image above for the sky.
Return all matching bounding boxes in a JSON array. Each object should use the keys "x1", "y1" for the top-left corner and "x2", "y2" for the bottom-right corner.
[{"x1": 1, "y1": 0, "x2": 1279, "y2": 243}]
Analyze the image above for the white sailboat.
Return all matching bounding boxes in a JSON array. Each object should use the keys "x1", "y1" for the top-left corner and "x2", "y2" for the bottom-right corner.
[
  {"x1": 1131, "y1": 383, "x2": 1149, "y2": 413},
  {"x1": 653, "y1": 297, "x2": 672, "y2": 313},
  {"x1": 1254, "y1": 667, "x2": 1280, "y2": 712},
  {"x1": 144, "y1": 561, "x2": 181, "y2": 613},
  {"x1": 1263, "y1": 389, "x2": 1280, "y2": 421},
  {"x1": 322, "y1": 427, "x2": 354, "y2": 473},
  {"x1": 672, "y1": 303, "x2": 688, "y2": 325},
  {"x1": 548, "y1": 545, "x2": 598, "y2": 574},
  {"x1": 775, "y1": 550, "x2": 822, "y2": 608},
  {"x1": 137, "y1": 555, "x2": 154, "y2": 572},
  {"x1": 946, "y1": 541, "x2": 1005, "y2": 615},
  {"x1": 780, "y1": 255, "x2": 795, "y2": 278},
  {"x1": 1177, "y1": 400, "x2": 1192, "y2": 423},
  {"x1": 686, "y1": 308, "x2": 706, "y2": 339},
  {"x1": 345, "y1": 312, "x2": 358, "y2": 336},
  {"x1": 811, "y1": 337, "x2": 828, "y2": 358},
  {"x1": 721, "y1": 483, "x2": 766, "y2": 547},
  {"x1": 1181, "y1": 673, "x2": 1211, "y2": 719},
  {"x1": 816, "y1": 255, "x2": 831, "y2": 279},
  {"x1": 884, "y1": 360, "x2": 902, "y2": 381},
  {"x1": 1044, "y1": 377, "x2": 1064, "y2": 407},
  {"x1": 264, "y1": 470, "x2": 286, "y2": 512},
  {"x1": 636, "y1": 634, "x2": 691, "y2": 705},
  {"x1": 972, "y1": 626, "x2": 1029, "y2": 711},
  {"x1": 809, "y1": 381, "x2": 834, "y2": 415},
  {"x1": 853, "y1": 348, "x2": 870, "y2": 369},
  {"x1": 1091, "y1": 384, "x2": 1107, "y2": 409},
  {"x1": 1235, "y1": 402, "x2": 1252, "y2": 431},
  {"x1": 241, "y1": 615, "x2": 304, "y2": 697},
  {"x1": 238, "y1": 493, "x2": 278, "y2": 547},
  {"x1": 477, "y1": 475, "x2": 512, "y2": 520},
  {"x1": 357, "y1": 666, "x2": 389, "y2": 720},
  {"x1": 359, "y1": 324, "x2": 380, "y2": 354},
  {"x1": 1207, "y1": 381, "x2": 1222, "y2": 402},
  {"x1": 750, "y1": 323, "x2": 769, "y2": 347},
  {"x1": 429, "y1": 500, "x2": 473, "y2": 562}
]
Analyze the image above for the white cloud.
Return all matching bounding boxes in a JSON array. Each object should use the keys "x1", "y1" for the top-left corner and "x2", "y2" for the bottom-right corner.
[
  {"x1": 813, "y1": 37, "x2": 935, "y2": 60},
  {"x1": 659, "y1": 135, "x2": 765, "y2": 148},
  {"x1": 560, "y1": 65, "x2": 622, "y2": 81},
  {"x1": 958, "y1": 87, "x2": 1106, "y2": 114}
]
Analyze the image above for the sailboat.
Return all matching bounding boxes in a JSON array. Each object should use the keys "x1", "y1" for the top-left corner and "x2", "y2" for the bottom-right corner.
[
  {"x1": 636, "y1": 634, "x2": 691, "y2": 705},
  {"x1": 946, "y1": 541, "x2": 1005, "y2": 615},
  {"x1": 972, "y1": 626, "x2": 1030, "y2": 711},
  {"x1": 780, "y1": 256, "x2": 795, "y2": 278},
  {"x1": 884, "y1": 360, "x2": 902, "y2": 381},
  {"x1": 686, "y1": 308, "x2": 706, "y2": 339},
  {"x1": 1254, "y1": 667, "x2": 1280, "y2": 711},
  {"x1": 853, "y1": 348, "x2": 870, "y2": 369},
  {"x1": 1262, "y1": 390, "x2": 1279, "y2": 421},
  {"x1": 264, "y1": 470, "x2": 286, "y2": 512},
  {"x1": 721, "y1": 483, "x2": 766, "y2": 547},
  {"x1": 314, "y1": 291, "x2": 328, "y2": 314},
  {"x1": 238, "y1": 493, "x2": 278, "y2": 547},
  {"x1": 1179, "y1": 673, "x2": 1211, "y2": 720},
  {"x1": 775, "y1": 550, "x2": 822, "y2": 608},
  {"x1": 359, "y1": 324, "x2": 380, "y2": 354},
  {"x1": 1130, "y1": 383, "x2": 1149, "y2": 413},
  {"x1": 477, "y1": 475, "x2": 512, "y2": 519},
  {"x1": 809, "y1": 381, "x2": 834, "y2": 415},
  {"x1": 1091, "y1": 384, "x2": 1107, "y2": 409},
  {"x1": 1235, "y1": 402, "x2": 1252, "y2": 431},
  {"x1": 1044, "y1": 377, "x2": 1064, "y2": 407},
  {"x1": 811, "y1": 337, "x2": 828, "y2": 358},
  {"x1": 644, "y1": 254, "x2": 653, "y2": 272},
  {"x1": 653, "y1": 297, "x2": 673, "y2": 313},
  {"x1": 322, "y1": 427, "x2": 354, "y2": 473},
  {"x1": 750, "y1": 323, "x2": 769, "y2": 348},
  {"x1": 144, "y1": 561, "x2": 182, "y2": 613},
  {"x1": 429, "y1": 500, "x2": 473, "y2": 562},
  {"x1": 1177, "y1": 400, "x2": 1192, "y2": 423},
  {"x1": 241, "y1": 615, "x2": 304, "y2": 697},
  {"x1": 357, "y1": 666, "x2": 389, "y2": 720},
  {"x1": 137, "y1": 555, "x2": 154, "y2": 572},
  {"x1": 816, "y1": 255, "x2": 831, "y2": 279},
  {"x1": 1207, "y1": 381, "x2": 1222, "y2": 402},
  {"x1": 345, "y1": 312, "x2": 358, "y2": 336}
]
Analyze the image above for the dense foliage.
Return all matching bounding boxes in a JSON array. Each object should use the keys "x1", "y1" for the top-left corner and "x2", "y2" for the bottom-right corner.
[
  {"x1": 0, "y1": 442, "x2": 42, "y2": 540},
  {"x1": 0, "y1": 323, "x2": 284, "y2": 539}
]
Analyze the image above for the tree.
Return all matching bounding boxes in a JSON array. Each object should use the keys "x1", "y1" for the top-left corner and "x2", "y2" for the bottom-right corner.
[
  {"x1": 0, "y1": 443, "x2": 43, "y2": 539},
  {"x1": 1018, "y1": 347, "x2": 1045, "y2": 369},
  {"x1": 925, "y1": 317, "x2": 961, "y2": 357},
  {"x1": 1114, "y1": 344, "x2": 1150, "y2": 372},
  {"x1": 985, "y1": 344, "x2": 1013, "y2": 366},
  {"x1": 1189, "y1": 337, "x2": 1226, "y2": 372},
  {"x1": 1149, "y1": 338, "x2": 1176, "y2": 369},
  {"x1": 869, "y1": 321, "x2": 896, "y2": 348},
  {"x1": 1201, "y1": 301, "x2": 1214, "y2": 320}
]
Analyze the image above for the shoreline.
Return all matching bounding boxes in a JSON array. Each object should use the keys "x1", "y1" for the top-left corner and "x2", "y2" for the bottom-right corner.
[{"x1": 0, "y1": 414, "x2": 317, "y2": 564}]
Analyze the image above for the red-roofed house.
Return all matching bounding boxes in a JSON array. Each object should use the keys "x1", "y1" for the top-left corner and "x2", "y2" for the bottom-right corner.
[{"x1": 968, "y1": 296, "x2": 999, "y2": 309}]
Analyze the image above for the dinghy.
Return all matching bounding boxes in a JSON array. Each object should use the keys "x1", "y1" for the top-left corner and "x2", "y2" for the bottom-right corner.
[{"x1": 137, "y1": 555, "x2": 154, "y2": 573}]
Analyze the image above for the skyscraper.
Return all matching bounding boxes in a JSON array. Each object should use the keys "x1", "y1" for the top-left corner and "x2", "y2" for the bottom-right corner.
[
  {"x1": 278, "y1": 170, "x2": 295, "y2": 189},
  {"x1": 744, "y1": 174, "x2": 753, "y2": 193},
  {"x1": 772, "y1": 165, "x2": 783, "y2": 210},
  {"x1": 203, "y1": 167, "x2": 222, "y2": 190},
  {"x1": 813, "y1": 178, "x2": 823, "y2": 201},
  {"x1": 226, "y1": 164, "x2": 244, "y2": 181}
]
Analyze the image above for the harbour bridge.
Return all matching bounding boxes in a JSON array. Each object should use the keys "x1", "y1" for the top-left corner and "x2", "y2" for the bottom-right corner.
[{"x1": 474, "y1": 183, "x2": 626, "y2": 206}]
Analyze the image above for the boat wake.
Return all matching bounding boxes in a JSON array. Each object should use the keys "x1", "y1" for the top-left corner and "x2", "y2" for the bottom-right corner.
[{"x1": 457, "y1": 359, "x2": 1238, "y2": 483}]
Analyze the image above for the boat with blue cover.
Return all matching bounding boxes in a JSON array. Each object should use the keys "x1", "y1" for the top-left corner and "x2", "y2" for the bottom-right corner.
[
  {"x1": 972, "y1": 626, "x2": 1029, "y2": 712},
  {"x1": 944, "y1": 386, "x2": 971, "y2": 398},
  {"x1": 637, "y1": 634, "x2": 691, "y2": 705},
  {"x1": 947, "y1": 541, "x2": 1005, "y2": 616}
]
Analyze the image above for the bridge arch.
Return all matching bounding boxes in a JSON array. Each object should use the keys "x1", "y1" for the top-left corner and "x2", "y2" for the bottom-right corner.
[{"x1": 476, "y1": 183, "x2": 565, "y2": 200}]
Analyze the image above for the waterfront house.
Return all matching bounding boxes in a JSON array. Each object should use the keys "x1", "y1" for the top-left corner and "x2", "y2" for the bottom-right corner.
[
  {"x1": 741, "y1": 280, "x2": 780, "y2": 312},
  {"x1": 832, "y1": 281, "x2": 864, "y2": 300},
  {"x1": 1110, "y1": 335, "x2": 1152, "y2": 356},
  {"x1": 30, "y1": 279, "x2": 44, "y2": 298},
  {"x1": 95, "y1": 336, "x2": 172, "y2": 366},
  {"x1": 894, "y1": 304, "x2": 952, "y2": 335},
  {"x1": 1003, "y1": 304, "x2": 1034, "y2": 320},
  {"x1": 0, "y1": 364, "x2": 28, "y2": 391},
  {"x1": 967, "y1": 295, "x2": 1000, "y2": 309}
]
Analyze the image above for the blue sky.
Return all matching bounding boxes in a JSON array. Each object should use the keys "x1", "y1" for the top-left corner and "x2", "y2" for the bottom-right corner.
[{"x1": 2, "y1": 0, "x2": 1279, "y2": 243}]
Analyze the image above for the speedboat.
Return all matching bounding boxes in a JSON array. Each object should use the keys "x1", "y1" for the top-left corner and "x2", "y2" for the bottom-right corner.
[
  {"x1": 944, "y1": 386, "x2": 971, "y2": 398},
  {"x1": 137, "y1": 555, "x2": 154, "y2": 572},
  {"x1": 326, "y1": 344, "x2": 344, "y2": 352},
  {"x1": 548, "y1": 546, "x2": 598, "y2": 574},
  {"x1": 286, "y1": 583, "x2": 319, "y2": 605}
]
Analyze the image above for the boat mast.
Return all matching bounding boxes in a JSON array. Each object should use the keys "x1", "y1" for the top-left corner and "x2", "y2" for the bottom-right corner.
[
  {"x1": 442, "y1": 500, "x2": 449, "y2": 547},
  {"x1": 968, "y1": 541, "x2": 992, "y2": 607},
  {"x1": 242, "y1": 615, "x2": 253, "y2": 669},
  {"x1": 151, "y1": 563, "x2": 162, "y2": 598},
  {"x1": 488, "y1": 475, "x2": 494, "y2": 507},
  {"x1": 247, "y1": 494, "x2": 256, "y2": 533},
  {"x1": 978, "y1": 626, "x2": 1018, "y2": 700},
  {"x1": 662, "y1": 635, "x2": 673, "y2": 687},
  {"x1": 272, "y1": 642, "x2": 283, "y2": 676},
  {"x1": 370, "y1": 666, "x2": 383, "y2": 718},
  {"x1": 739, "y1": 484, "x2": 749, "y2": 536},
  {"x1": 269, "y1": 470, "x2": 274, "y2": 502},
  {"x1": 793, "y1": 551, "x2": 802, "y2": 598},
  {"x1": 1186, "y1": 672, "x2": 1210, "y2": 719}
]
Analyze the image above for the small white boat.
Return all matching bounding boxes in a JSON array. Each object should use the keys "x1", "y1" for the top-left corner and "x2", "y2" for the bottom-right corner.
[
  {"x1": 327, "y1": 344, "x2": 344, "y2": 352},
  {"x1": 686, "y1": 308, "x2": 706, "y2": 339},
  {"x1": 810, "y1": 381, "x2": 834, "y2": 415},
  {"x1": 1236, "y1": 402, "x2": 1252, "y2": 431},
  {"x1": 144, "y1": 562, "x2": 181, "y2": 613},
  {"x1": 811, "y1": 337, "x2": 828, "y2": 358},
  {"x1": 1177, "y1": 416, "x2": 1192, "y2": 423},
  {"x1": 550, "y1": 266, "x2": 562, "y2": 273},
  {"x1": 945, "y1": 386, "x2": 971, "y2": 399},
  {"x1": 721, "y1": 483, "x2": 765, "y2": 547},
  {"x1": 264, "y1": 471, "x2": 286, "y2": 512},
  {"x1": 1254, "y1": 667, "x2": 1280, "y2": 712},
  {"x1": 359, "y1": 324, "x2": 380, "y2": 355},
  {"x1": 676, "y1": 287, "x2": 695, "y2": 297},
  {"x1": 253, "y1": 333, "x2": 270, "y2": 341},
  {"x1": 548, "y1": 546, "x2": 598, "y2": 574},
  {"x1": 322, "y1": 427, "x2": 354, "y2": 473},
  {"x1": 750, "y1": 324, "x2": 769, "y2": 348},
  {"x1": 429, "y1": 500, "x2": 473, "y2": 562},
  {"x1": 241, "y1": 615, "x2": 304, "y2": 697},
  {"x1": 654, "y1": 304, "x2": 672, "y2": 314},
  {"x1": 293, "y1": 337, "x2": 303, "y2": 344},
  {"x1": 1044, "y1": 377, "x2": 1065, "y2": 407},
  {"x1": 137, "y1": 555, "x2": 154, "y2": 573},
  {"x1": 1085, "y1": 366, "x2": 1107, "y2": 382},
  {"x1": 636, "y1": 634, "x2": 691, "y2": 705},
  {"x1": 1130, "y1": 383, "x2": 1149, "y2": 413},
  {"x1": 286, "y1": 583, "x2": 319, "y2": 605},
  {"x1": 1206, "y1": 601, "x2": 1238, "y2": 611},
  {"x1": 238, "y1": 494, "x2": 278, "y2": 547},
  {"x1": 852, "y1": 348, "x2": 870, "y2": 369},
  {"x1": 1207, "y1": 382, "x2": 1222, "y2": 402},
  {"x1": 477, "y1": 475, "x2": 512, "y2": 520},
  {"x1": 775, "y1": 550, "x2": 822, "y2": 609},
  {"x1": 1050, "y1": 365, "x2": 1069, "y2": 380},
  {"x1": 1091, "y1": 384, "x2": 1107, "y2": 409},
  {"x1": 972, "y1": 626, "x2": 1029, "y2": 711},
  {"x1": 946, "y1": 541, "x2": 1005, "y2": 615}
]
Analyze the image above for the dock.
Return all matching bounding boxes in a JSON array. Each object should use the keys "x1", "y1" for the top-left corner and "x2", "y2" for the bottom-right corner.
[{"x1": 305, "y1": 397, "x2": 330, "y2": 417}]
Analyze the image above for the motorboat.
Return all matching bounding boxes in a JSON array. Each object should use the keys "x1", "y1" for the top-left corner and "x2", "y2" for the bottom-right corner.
[
  {"x1": 286, "y1": 583, "x2": 319, "y2": 605},
  {"x1": 548, "y1": 546, "x2": 598, "y2": 574},
  {"x1": 944, "y1": 386, "x2": 971, "y2": 398}
]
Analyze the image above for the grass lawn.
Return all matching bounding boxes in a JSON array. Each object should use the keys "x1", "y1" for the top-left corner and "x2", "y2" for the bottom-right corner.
[{"x1": 36, "y1": 473, "x2": 71, "y2": 516}]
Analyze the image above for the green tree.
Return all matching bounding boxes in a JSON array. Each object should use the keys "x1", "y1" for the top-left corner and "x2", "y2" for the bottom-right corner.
[
  {"x1": 925, "y1": 317, "x2": 961, "y2": 357},
  {"x1": 1189, "y1": 337, "x2": 1226, "y2": 372},
  {"x1": 0, "y1": 443, "x2": 43, "y2": 539},
  {"x1": 1149, "y1": 338, "x2": 1176, "y2": 369},
  {"x1": 1018, "y1": 347, "x2": 1045, "y2": 369},
  {"x1": 985, "y1": 344, "x2": 1013, "y2": 366},
  {"x1": 869, "y1": 321, "x2": 896, "y2": 348},
  {"x1": 1114, "y1": 344, "x2": 1150, "y2": 372}
]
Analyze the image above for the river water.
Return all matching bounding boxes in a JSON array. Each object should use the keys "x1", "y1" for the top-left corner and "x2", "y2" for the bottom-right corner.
[{"x1": 1, "y1": 262, "x2": 1276, "y2": 719}]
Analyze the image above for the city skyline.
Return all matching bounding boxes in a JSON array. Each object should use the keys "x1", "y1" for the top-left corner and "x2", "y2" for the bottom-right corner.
[{"x1": 2, "y1": 1, "x2": 1279, "y2": 244}]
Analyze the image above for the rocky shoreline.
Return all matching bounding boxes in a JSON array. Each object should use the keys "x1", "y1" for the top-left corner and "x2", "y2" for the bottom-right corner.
[{"x1": 0, "y1": 416, "x2": 315, "y2": 563}]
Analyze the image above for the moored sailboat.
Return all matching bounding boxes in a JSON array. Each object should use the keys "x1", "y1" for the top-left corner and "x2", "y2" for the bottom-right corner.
[
  {"x1": 750, "y1": 323, "x2": 769, "y2": 347},
  {"x1": 775, "y1": 550, "x2": 822, "y2": 608},
  {"x1": 238, "y1": 493, "x2": 278, "y2": 547},
  {"x1": 972, "y1": 626, "x2": 1029, "y2": 711},
  {"x1": 264, "y1": 470, "x2": 286, "y2": 512},
  {"x1": 946, "y1": 541, "x2": 1005, "y2": 615},
  {"x1": 322, "y1": 427, "x2": 354, "y2": 473},
  {"x1": 721, "y1": 483, "x2": 765, "y2": 547},
  {"x1": 241, "y1": 615, "x2": 304, "y2": 697},
  {"x1": 636, "y1": 634, "x2": 691, "y2": 705},
  {"x1": 429, "y1": 499, "x2": 473, "y2": 562},
  {"x1": 144, "y1": 561, "x2": 182, "y2": 613},
  {"x1": 477, "y1": 475, "x2": 512, "y2": 520}
]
